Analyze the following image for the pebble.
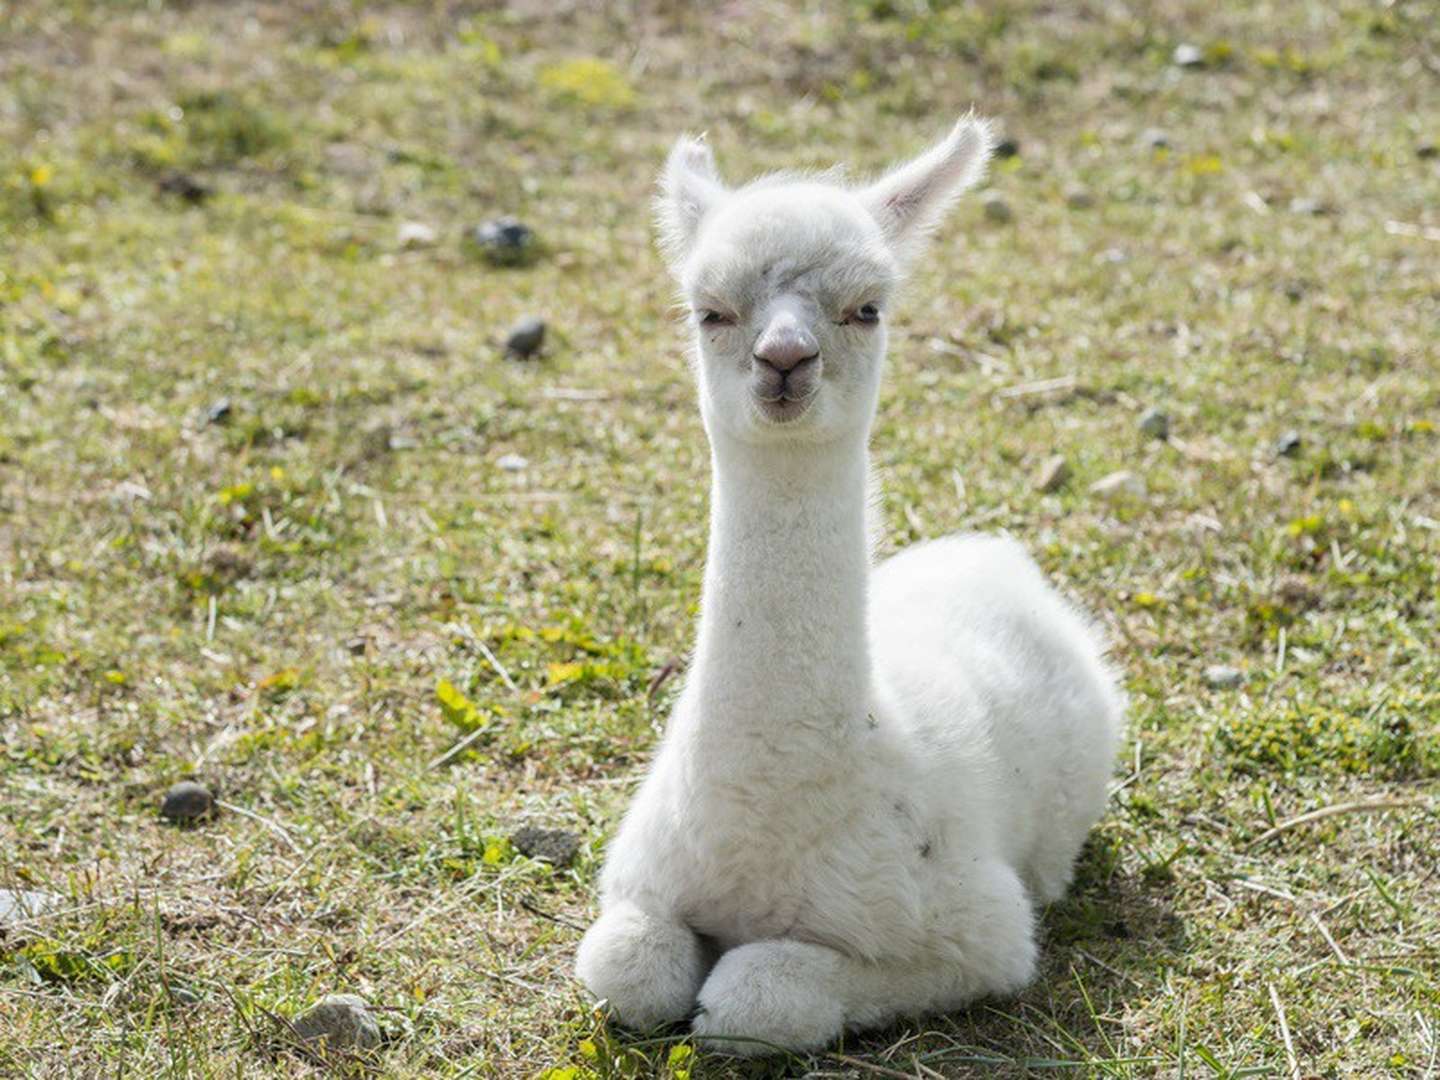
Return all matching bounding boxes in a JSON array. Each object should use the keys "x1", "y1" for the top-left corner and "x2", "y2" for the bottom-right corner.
[
  {"x1": 1064, "y1": 185, "x2": 1094, "y2": 210},
  {"x1": 471, "y1": 217, "x2": 536, "y2": 266},
  {"x1": 206, "y1": 399, "x2": 233, "y2": 425},
  {"x1": 1288, "y1": 197, "x2": 1327, "y2": 216},
  {"x1": 504, "y1": 316, "x2": 547, "y2": 359},
  {"x1": 1274, "y1": 430, "x2": 1302, "y2": 457},
  {"x1": 161, "y1": 781, "x2": 215, "y2": 823},
  {"x1": 397, "y1": 221, "x2": 437, "y2": 249},
  {"x1": 1139, "y1": 128, "x2": 1172, "y2": 149},
  {"x1": 157, "y1": 171, "x2": 213, "y2": 204},
  {"x1": 1034, "y1": 454, "x2": 1071, "y2": 493},
  {"x1": 1204, "y1": 664, "x2": 1244, "y2": 689},
  {"x1": 511, "y1": 827, "x2": 582, "y2": 865},
  {"x1": 1172, "y1": 43, "x2": 1204, "y2": 67},
  {"x1": 0, "y1": 888, "x2": 60, "y2": 927},
  {"x1": 993, "y1": 136, "x2": 1020, "y2": 159},
  {"x1": 982, "y1": 196, "x2": 1013, "y2": 224},
  {"x1": 1418, "y1": 141, "x2": 1438, "y2": 160},
  {"x1": 292, "y1": 994, "x2": 382, "y2": 1051},
  {"x1": 1089, "y1": 470, "x2": 1146, "y2": 500},
  {"x1": 496, "y1": 453, "x2": 529, "y2": 472},
  {"x1": 1138, "y1": 408, "x2": 1170, "y2": 440}
]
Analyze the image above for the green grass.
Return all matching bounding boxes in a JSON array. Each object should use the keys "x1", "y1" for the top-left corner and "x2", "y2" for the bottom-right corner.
[{"x1": 2, "y1": 1, "x2": 1438, "y2": 1076}]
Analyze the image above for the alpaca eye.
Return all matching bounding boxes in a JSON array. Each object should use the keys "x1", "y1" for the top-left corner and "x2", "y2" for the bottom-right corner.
[
  {"x1": 699, "y1": 310, "x2": 734, "y2": 327},
  {"x1": 844, "y1": 303, "x2": 881, "y2": 326}
]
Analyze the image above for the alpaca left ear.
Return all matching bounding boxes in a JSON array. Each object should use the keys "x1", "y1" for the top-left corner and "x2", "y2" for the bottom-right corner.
[
  {"x1": 656, "y1": 135, "x2": 728, "y2": 273},
  {"x1": 860, "y1": 115, "x2": 994, "y2": 262}
]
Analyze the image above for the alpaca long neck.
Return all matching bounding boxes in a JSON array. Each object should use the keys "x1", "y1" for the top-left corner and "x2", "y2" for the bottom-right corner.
[{"x1": 684, "y1": 432, "x2": 872, "y2": 750}]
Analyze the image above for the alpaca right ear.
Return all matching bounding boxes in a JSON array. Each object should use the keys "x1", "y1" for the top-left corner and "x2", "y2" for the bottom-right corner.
[
  {"x1": 656, "y1": 135, "x2": 727, "y2": 271},
  {"x1": 860, "y1": 115, "x2": 994, "y2": 263}
]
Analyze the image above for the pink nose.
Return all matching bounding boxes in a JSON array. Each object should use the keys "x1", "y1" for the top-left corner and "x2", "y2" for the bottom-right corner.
[{"x1": 754, "y1": 328, "x2": 819, "y2": 373}]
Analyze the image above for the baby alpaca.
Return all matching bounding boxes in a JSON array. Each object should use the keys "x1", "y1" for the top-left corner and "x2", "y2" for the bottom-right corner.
[{"x1": 576, "y1": 116, "x2": 1125, "y2": 1056}]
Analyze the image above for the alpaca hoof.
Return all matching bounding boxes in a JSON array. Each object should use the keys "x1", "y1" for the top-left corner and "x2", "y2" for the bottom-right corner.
[
  {"x1": 691, "y1": 941, "x2": 845, "y2": 1056},
  {"x1": 576, "y1": 903, "x2": 705, "y2": 1031}
]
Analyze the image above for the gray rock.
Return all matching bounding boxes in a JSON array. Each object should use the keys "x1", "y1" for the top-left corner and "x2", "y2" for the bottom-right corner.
[
  {"x1": 1089, "y1": 470, "x2": 1147, "y2": 500},
  {"x1": 292, "y1": 994, "x2": 381, "y2": 1051},
  {"x1": 983, "y1": 196, "x2": 1013, "y2": 224},
  {"x1": 168, "y1": 984, "x2": 203, "y2": 1007},
  {"x1": 504, "y1": 317, "x2": 547, "y2": 359},
  {"x1": 1064, "y1": 185, "x2": 1095, "y2": 210},
  {"x1": 396, "y1": 221, "x2": 437, "y2": 249},
  {"x1": 1139, "y1": 128, "x2": 1172, "y2": 149},
  {"x1": 1418, "y1": 140, "x2": 1438, "y2": 160},
  {"x1": 1138, "y1": 408, "x2": 1170, "y2": 440},
  {"x1": 1288, "y1": 197, "x2": 1328, "y2": 216},
  {"x1": 1204, "y1": 664, "x2": 1244, "y2": 690},
  {"x1": 471, "y1": 217, "x2": 536, "y2": 267},
  {"x1": 1274, "y1": 430, "x2": 1302, "y2": 457},
  {"x1": 0, "y1": 888, "x2": 60, "y2": 927},
  {"x1": 161, "y1": 781, "x2": 215, "y2": 823},
  {"x1": 510, "y1": 827, "x2": 581, "y2": 865},
  {"x1": 1034, "y1": 454, "x2": 1071, "y2": 493},
  {"x1": 496, "y1": 453, "x2": 529, "y2": 473},
  {"x1": 1172, "y1": 43, "x2": 1204, "y2": 67},
  {"x1": 206, "y1": 399, "x2": 233, "y2": 425}
]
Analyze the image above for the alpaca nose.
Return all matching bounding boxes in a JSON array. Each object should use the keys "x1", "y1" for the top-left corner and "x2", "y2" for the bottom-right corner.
[{"x1": 753, "y1": 330, "x2": 819, "y2": 374}]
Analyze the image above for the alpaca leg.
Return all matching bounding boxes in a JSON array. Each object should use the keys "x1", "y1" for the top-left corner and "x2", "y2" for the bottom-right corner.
[
  {"x1": 692, "y1": 860, "x2": 1037, "y2": 1055},
  {"x1": 575, "y1": 900, "x2": 707, "y2": 1030}
]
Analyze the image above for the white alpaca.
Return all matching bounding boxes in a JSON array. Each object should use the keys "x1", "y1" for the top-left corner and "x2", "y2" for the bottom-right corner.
[{"x1": 575, "y1": 116, "x2": 1125, "y2": 1056}]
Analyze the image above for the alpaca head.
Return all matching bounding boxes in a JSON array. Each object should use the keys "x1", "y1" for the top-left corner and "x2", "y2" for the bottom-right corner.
[{"x1": 657, "y1": 116, "x2": 993, "y2": 447}]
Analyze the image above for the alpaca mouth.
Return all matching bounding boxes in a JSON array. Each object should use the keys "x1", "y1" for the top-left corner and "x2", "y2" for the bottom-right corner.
[{"x1": 753, "y1": 392, "x2": 816, "y2": 424}]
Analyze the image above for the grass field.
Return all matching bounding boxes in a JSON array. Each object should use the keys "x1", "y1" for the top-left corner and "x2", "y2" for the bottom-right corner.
[{"x1": 2, "y1": 1, "x2": 1438, "y2": 1076}]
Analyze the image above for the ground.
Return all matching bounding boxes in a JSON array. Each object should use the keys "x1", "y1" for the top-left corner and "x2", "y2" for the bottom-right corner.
[{"x1": 1, "y1": 1, "x2": 1438, "y2": 1077}]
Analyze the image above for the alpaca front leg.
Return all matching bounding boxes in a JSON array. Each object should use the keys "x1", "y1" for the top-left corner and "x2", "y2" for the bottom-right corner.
[
  {"x1": 691, "y1": 939, "x2": 848, "y2": 1055},
  {"x1": 575, "y1": 900, "x2": 707, "y2": 1030}
]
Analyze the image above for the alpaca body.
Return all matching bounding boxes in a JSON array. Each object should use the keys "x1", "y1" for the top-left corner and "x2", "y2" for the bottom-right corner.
[{"x1": 576, "y1": 117, "x2": 1125, "y2": 1054}]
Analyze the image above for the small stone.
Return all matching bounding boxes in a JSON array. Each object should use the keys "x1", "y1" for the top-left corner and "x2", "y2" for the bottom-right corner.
[
  {"x1": 496, "y1": 453, "x2": 529, "y2": 472},
  {"x1": 1089, "y1": 470, "x2": 1147, "y2": 500},
  {"x1": 1274, "y1": 430, "x2": 1302, "y2": 457},
  {"x1": 1034, "y1": 454, "x2": 1071, "y2": 493},
  {"x1": 982, "y1": 196, "x2": 1013, "y2": 224},
  {"x1": 161, "y1": 781, "x2": 215, "y2": 823},
  {"x1": 1138, "y1": 408, "x2": 1170, "y2": 440},
  {"x1": 167, "y1": 984, "x2": 203, "y2": 1007},
  {"x1": 1139, "y1": 128, "x2": 1171, "y2": 149},
  {"x1": 510, "y1": 827, "x2": 581, "y2": 865},
  {"x1": 1064, "y1": 185, "x2": 1094, "y2": 210},
  {"x1": 206, "y1": 399, "x2": 233, "y2": 425},
  {"x1": 993, "y1": 136, "x2": 1020, "y2": 159},
  {"x1": 1288, "y1": 197, "x2": 1328, "y2": 216},
  {"x1": 0, "y1": 888, "x2": 60, "y2": 927},
  {"x1": 157, "y1": 171, "x2": 213, "y2": 204},
  {"x1": 359, "y1": 423, "x2": 394, "y2": 461},
  {"x1": 504, "y1": 316, "x2": 547, "y2": 359},
  {"x1": 1204, "y1": 664, "x2": 1243, "y2": 689},
  {"x1": 292, "y1": 994, "x2": 381, "y2": 1051},
  {"x1": 1172, "y1": 43, "x2": 1204, "y2": 67},
  {"x1": 1276, "y1": 574, "x2": 1320, "y2": 612},
  {"x1": 397, "y1": 221, "x2": 437, "y2": 249},
  {"x1": 1418, "y1": 140, "x2": 1438, "y2": 160},
  {"x1": 470, "y1": 217, "x2": 536, "y2": 267}
]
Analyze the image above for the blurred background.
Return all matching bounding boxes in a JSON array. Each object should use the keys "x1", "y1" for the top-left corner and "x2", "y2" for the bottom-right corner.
[{"x1": 2, "y1": 2, "x2": 1438, "y2": 1076}]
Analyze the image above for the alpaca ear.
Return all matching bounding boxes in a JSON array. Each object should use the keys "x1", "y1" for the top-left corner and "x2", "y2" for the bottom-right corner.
[
  {"x1": 656, "y1": 134, "x2": 727, "y2": 271},
  {"x1": 860, "y1": 115, "x2": 994, "y2": 262}
]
